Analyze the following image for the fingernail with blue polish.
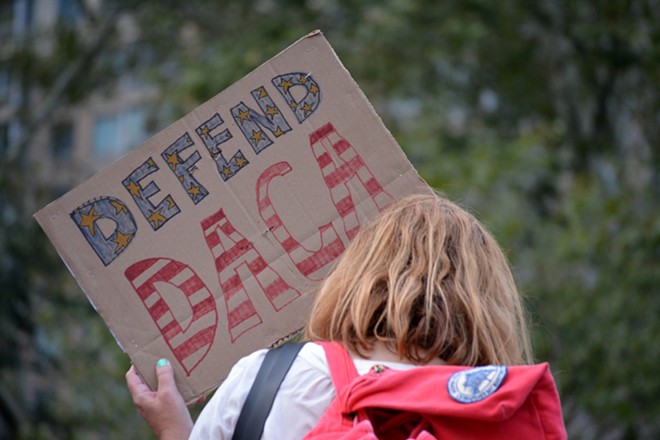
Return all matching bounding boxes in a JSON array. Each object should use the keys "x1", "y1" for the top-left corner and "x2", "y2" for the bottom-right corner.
[{"x1": 157, "y1": 359, "x2": 169, "y2": 368}]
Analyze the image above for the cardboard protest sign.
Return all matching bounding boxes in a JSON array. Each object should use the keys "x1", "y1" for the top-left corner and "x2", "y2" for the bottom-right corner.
[{"x1": 35, "y1": 30, "x2": 433, "y2": 403}]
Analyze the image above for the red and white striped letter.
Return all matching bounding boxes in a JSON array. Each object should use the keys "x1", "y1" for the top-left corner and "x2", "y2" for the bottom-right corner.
[
  {"x1": 201, "y1": 208, "x2": 301, "y2": 342},
  {"x1": 257, "y1": 161, "x2": 345, "y2": 280},
  {"x1": 125, "y1": 258, "x2": 217, "y2": 376},
  {"x1": 309, "y1": 123, "x2": 393, "y2": 240}
]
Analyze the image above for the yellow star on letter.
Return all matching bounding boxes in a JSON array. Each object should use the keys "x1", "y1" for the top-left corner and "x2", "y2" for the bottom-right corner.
[
  {"x1": 250, "y1": 130, "x2": 263, "y2": 144},
  {"x1": 289, "y1": 101, "x2": 297, "y2": 110},
  {"x1": 274, "y1": 128, "x2": 284, "y2": 137},
  {"x1": 125, "y1": 180, "x2": 142, "y2": 198},
  {"x1": 235, "y1": 156, "x2": 247, "y2": 167},
  {"x1": 309, "y1": 84, "x2": 319, "y2": 95},
  {"x1": 238, "y1": 109, "x2": 250, "y2": 121},
  {"x1": 187, "y1": 183, "x2": 201, "y2": 199},
  {"x1": 302, "y1": 102, "x2": 313, "y2": 116},
  {"x1": 110, "y1": 200, "x2": 127, "y2": 214},
  {"x1": 165, "y1": 151, "x2": 180, "y2": 169},
  {"x1": 265, "y1": 106, "x2": 279, "y2": 117},
  {"x1": 112, "y1": 231, "x2": 132, "y2": 252},
  {"x1": 165, "y1": 196, "x2": 177, "y2": 209},
  {"x1": 200, "y1": 125, "x2": 210, "y2": 138},
  {"x1": 279, "y1": 78, "x2": 294, "y2": 91},
  {"x1": 256, "y1": 87, "x2": 268, "y2": 98},
  {"x1": 222, "y1": 166, "x2": 234, "y2": 178},
  {"x1": 148, "y1": 209, "x2": 167, "y2": 229},
  {"x1": 79, "y1": 206, "x2": 102, "y2": 236}
]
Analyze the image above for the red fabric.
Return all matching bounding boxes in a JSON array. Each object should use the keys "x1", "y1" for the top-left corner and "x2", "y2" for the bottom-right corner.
[{"x1": 303, "y1": 341, "x2": 567, "y2": 440}]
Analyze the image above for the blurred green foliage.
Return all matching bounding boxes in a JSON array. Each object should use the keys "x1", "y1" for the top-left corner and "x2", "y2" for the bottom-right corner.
[{"x1": 1, "y1": 0, "x2": 658, "y2": 438}]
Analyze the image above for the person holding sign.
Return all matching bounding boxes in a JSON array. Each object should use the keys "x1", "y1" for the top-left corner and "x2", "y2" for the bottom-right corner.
[{"x1": 126, "y1": 193, "x2": 566, "y2": 439}]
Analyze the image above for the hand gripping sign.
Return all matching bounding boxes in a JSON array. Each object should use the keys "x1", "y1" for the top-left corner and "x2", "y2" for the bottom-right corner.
[{"x1": 35, "y1": 31, "x2": 432, "y2": 403}]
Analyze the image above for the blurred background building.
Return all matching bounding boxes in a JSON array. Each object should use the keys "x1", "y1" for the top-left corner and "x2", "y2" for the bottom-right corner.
[{"x1": 1, "y1": 0, "x2": 154, "y2": 194}]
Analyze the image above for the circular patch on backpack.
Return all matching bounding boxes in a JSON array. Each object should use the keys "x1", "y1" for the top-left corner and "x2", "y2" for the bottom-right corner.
[{"x1": 447, "y1": 365, "x2": 507, "y2": 404}]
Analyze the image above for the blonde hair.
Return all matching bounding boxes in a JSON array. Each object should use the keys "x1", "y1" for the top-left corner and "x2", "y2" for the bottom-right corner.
[{"x1": 305, "y1": 193, "x2": 533, "y2": 366}]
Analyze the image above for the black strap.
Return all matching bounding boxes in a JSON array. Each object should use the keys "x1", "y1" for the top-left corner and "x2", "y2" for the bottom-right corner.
[{"x1": 232, "y1": 342, "x2": 305, "y2": 440}]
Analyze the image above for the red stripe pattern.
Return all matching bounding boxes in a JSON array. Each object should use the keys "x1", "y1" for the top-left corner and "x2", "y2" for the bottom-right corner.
[
  {"x1": 124, "y1": 257, "x2": 218, "y2": 376},
  {"x1": 201, "y1": 208, "x2": 301, "y2": 342},
  {"x1": 309, "y1": 123, "x2": 393, "y2": 240},
  {"x1": 256, "y1": 161, "x2": 346, "y2": 280}
]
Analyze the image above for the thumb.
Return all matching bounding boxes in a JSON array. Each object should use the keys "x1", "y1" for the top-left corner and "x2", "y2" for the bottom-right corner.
[{"x1": 155, "y1": 359, "x2": 176, "y2": 392}]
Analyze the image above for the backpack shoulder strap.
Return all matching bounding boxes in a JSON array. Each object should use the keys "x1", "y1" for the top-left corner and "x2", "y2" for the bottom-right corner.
[
  {"x1": 316, "y1": 341, "x2": 359, "y2": 394},
  {"x1": 232, "y1": 342, "x2": 305, "y2": 440}
]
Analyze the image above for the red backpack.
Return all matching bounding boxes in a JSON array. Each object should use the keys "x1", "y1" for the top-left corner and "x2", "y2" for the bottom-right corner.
[{"x1": 303, "y1": 342, "x2": 567, "y2": 440}]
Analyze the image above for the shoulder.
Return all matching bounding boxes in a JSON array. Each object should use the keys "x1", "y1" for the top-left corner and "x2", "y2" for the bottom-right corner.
[
  {"x1": 291, "y1": 341, "x2": 332, "y2": 375},
  {"x1": 262, "y1": 343, "x2": 335, "y2": 437},
  {"x1": 189, "y1": 348, "x2": 269, "y2": 440},
  {"x1": 189, "y1": 343, "x2": 334, "y2": 440}
]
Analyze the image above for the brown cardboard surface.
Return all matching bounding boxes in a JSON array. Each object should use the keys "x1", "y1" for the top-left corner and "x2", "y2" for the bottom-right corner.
[{"x1": 34, "y1": 30, "x2": 433, "y2": 403}]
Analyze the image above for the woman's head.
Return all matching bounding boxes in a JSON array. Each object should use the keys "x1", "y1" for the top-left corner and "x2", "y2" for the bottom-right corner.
[{"x1": 305, "y1": 193, "x2": 532, "y2": 366}]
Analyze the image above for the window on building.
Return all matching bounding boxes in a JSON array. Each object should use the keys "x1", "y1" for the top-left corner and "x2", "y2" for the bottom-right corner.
[
  {"x1": 12, "y1": 0, "x2": 34, "y2": 38},
  {"x1": 0, "y1": 3, "x2": 12, "y2": 42},
  {"x1": 0, "y1": 64, "x2": 9, "y2": 105},
  {"x1": 0, "y1": 123, "x2": 8, "y2": 154},
  {"x1": 0, "y1": 121, "x2": 20, "y2": 155},
  {"x1": 58, "y1": 0, "x2": 81, "y2": 24},
  {"x1": 93, "y1": 107, "x2": 147, "y2": 161},
  {"x1": 52, "y1": 122, "x2": 73, "y2": 161},
  {"x1": 0, "y1": 63, "x2": 26, "y2": 108}
]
